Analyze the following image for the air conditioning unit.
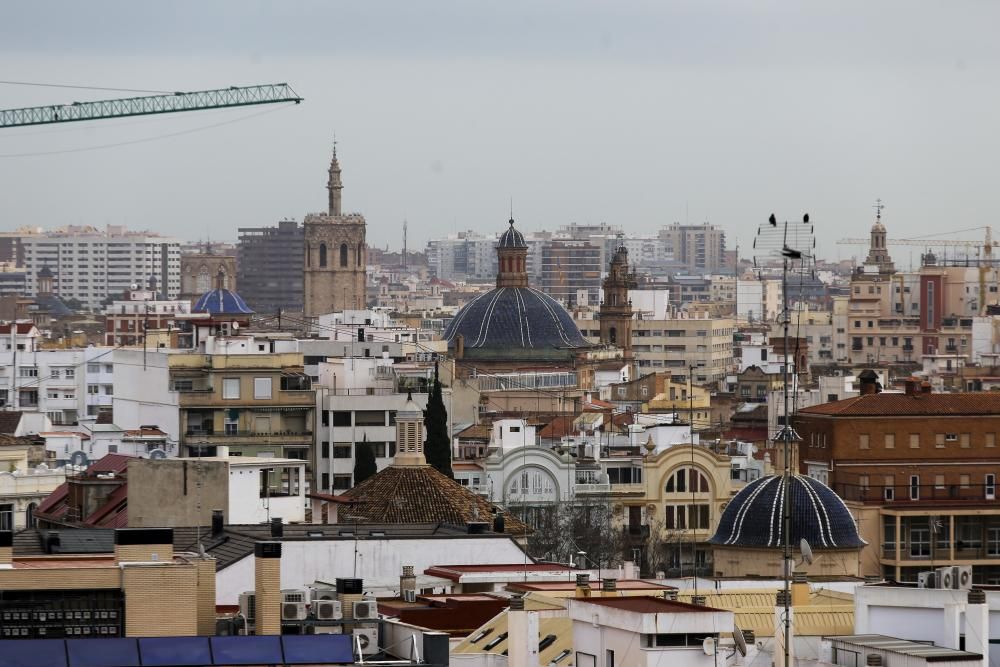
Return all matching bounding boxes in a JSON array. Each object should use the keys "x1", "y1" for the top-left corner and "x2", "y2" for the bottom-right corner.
[
  {"x1": 306, "y1": 625, "x2": 342, "y2": 635},
  {"x1": 310, "y1": 586, "x2": 337, "y2": 601},
  {"x1": 353, "y1": 627, "x2": 379, "y2": 656},
  {"x1": 402, "y1": 589, "x2": 417, "y2": 603},
  {"x1": 956, "y1": 565, "x2": 973, "y2": 590},
  {"x1": 313, "y1": 600, "x2": 342, "y2": 620},
  {"x1": 917, "y1": 571, "x2": 937, "y2": 589},
  {"x1": 282, "y1": 589, "x2": 308, "y2": 604},
  {"x1": 282, "y1": 601, "x2": 307, "y2": 621},
  {"x1": 937, "y1": 566, "x2": 958, "y2": 589},
  {"x1": 238, "y1": 592, "x2": 256, "y2": 622},
  {"x1": 352, "y1": 600, "x2": 378, "y2": 620}
]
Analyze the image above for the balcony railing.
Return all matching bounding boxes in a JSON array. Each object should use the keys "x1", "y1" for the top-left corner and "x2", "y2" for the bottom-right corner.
[
  {"x1": 835, "y1": 483, "x2": 998, "y2": 504},
  {"x1": 574, "y1": 483, "x2": 612, "y2": 494}
]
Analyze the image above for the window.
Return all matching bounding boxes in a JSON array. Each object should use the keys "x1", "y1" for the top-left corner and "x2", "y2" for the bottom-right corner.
[
  {"x1": 860, "y1": 475, "x2": 870, "y2": 490},
  {"x1": 945, "y1": 433, "x2": 958, "y2": 442},
  {"x1": 173, "y1": 379, "x2": 193, "y2": 392},
  {"x1": 884, "y1": 434, "x2": 895, "y2": 449},
  {"x1": 961, "y1": 433, "x2": 971, "y2": 448},
  {"x1": 333, "y1": 445, "x2": 352, "y2": 458},
  {"x1": 88, "y1": 385, "x2": 99, "y2": 395},
  {"x1": 884, "y1": 476, "x2": 895, "y2": 501},
  {"x1": 20, "y1": 368, "x2": 37, "y2": 378},
  {"x1": 355, "y1": 411, "x2": 386, "y2": 426},
  {"x1": 333, "y1": 474, "x2": 352, "y2": 490},
  {"x1": 987, "y1": 433, "x2": 996, "y2": 448},
  {"x1": 222, "y1": 378, "x2": 240, "y2": 399},
  {"x1": 322, "y1": 473, "x2": 330, "y2": 490},
  {"x1": 989, "y1": 528, "x2": 1000, "y2": 557},
  {"x1": 0, "y1": 504, "x2": 11, "y2": 531},
  {"x1": 664, "y1": 467, "x2": 709, "y2": 493},
  {"x1": 987, "y1": 474, "x2": 996, "y2": 500},
  {"x1": 884, "y1": 516, "x2": 896, "y2": 549},
  {"x1": 87, "y1": 364, "x2": 100, "y2": 373},
  {"x1": 910, "y1": 475, "x2": 920, "y2": 501},
  {"x1": 934, "y1": 475, "x2": 945, "y2": 489},
  {"x1": 65, "y1": 368, "x2": 74, "y2": 378},
  {"x1": 909, "y1": 433, "x2": 920, "y2": 449},
  {"x1": 321, "y1": 442, "x2": 329, "y2": 458},
  {"x1": 340, "y1": 243, "x2": 349, "y2": 267},
  {"x1": 332, "y1": 411, "x2": 351, "y2": 427},
  {"x1": 319, "y1": 243, "x2": 327, "y2": 267},
  {"x1": 960, "y1": 474, "x2": 971, "y2": 488},
  {"x1": 910, "y1": 524, "x2": 930, "y2": 557},
  {"x1": 50, "y1": 369, "x2": 61, "y2": 379},
  {"x1": 253, "y1": 377, "x2": 272, "y2": 400},
  {"x1": 958, "y1": 518, "x2": 982, "y2": 549},
  {"x1": 859, "y1": 434, "x2": 869, "y2": 450}
]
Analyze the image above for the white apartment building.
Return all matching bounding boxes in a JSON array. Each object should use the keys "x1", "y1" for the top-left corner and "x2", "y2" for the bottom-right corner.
[{"x1": 23, "y1": 229, "x2": 181, "y2": 309}]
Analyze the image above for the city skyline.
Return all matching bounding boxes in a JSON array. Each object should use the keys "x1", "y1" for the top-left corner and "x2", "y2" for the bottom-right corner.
[{"x1": 3, "y1": 1, "x2": 998, "y2": 257}]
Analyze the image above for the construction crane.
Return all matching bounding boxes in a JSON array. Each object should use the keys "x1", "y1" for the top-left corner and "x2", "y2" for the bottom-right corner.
[
  {"x1": 0, "y1": 83, "x2": 302, "y2": 129},
  {"x1": 838, "y1": 225, "x2": 997, "y2": 260}
]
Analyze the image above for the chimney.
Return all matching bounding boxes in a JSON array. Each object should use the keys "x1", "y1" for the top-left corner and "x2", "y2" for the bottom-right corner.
[
  {"x1": 575, "y1": 573, "x2": 592, "y2": 597},
  {"x1": 254, "y1": 542, "x2": 282, "y2": 635},
  {"x1": 211, "y1": 509, "x2": 224, "y2": 537},
  {"x1": 492, "y1": 512, "x2": 505, "y2": 534},
  {"x1": 270, "y1": 517, "x2": 283, "y2": 538},
  {"x1": 400, "y1": 565, "x2": 417, "y2": 600},
  {"x1": 858, "y1": 369, "x2": 879, "y2": 396},
  {"x1": 921, "y1": 381, "x2": 932, "y2": 395},
  {"x1": 507, "y1": 596, "x2": 540, "y2": 667},
  {"x1": 601, "y1": 578, "x2": 617, "y2": 596},
  {"x1": 774, "y1": 591, "x2": 795, "y2": 667},
  {"x1": 904, "y1": 377, "x2": 920, "y2": 396},
  {"x1": 966, "y1": 589, "x2": 989, "y2": 667},
  {"x1": 791, "y1": 572, "x2": 809, "y2": 607},
  {"x1": 114, "y1": 528, "x2": 173, "y2": 563},
  {"x1": 0, "y1": 531, "x2": 12, "y2": 567},
  {"x1": 337, "y1": 578, "x2": 364, "y2": 621}
]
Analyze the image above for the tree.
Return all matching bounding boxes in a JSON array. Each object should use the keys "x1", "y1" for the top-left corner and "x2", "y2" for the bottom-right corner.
[
  {"x1": 353, "y1": 436, "x2": 377, "y2": 485},
  {"x1": 423, "y1": 365, "x2": 453, "y2": 478}
]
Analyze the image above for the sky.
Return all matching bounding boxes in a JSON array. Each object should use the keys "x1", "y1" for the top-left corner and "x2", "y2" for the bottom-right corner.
[{"x1": 1, "y1": 1, "x2": 998, "y2": 261}]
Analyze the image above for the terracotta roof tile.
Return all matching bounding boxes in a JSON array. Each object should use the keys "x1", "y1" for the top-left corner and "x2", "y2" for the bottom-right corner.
[
  {"x1": 798, "y1": 392, "x2": 1000, "y2": 417},
  {"x1": 0, "y1": 412, "x2": 23, "y2": 435},
  {"x1": 343, "y1": 464, "x2": 529, "y2": 535}
]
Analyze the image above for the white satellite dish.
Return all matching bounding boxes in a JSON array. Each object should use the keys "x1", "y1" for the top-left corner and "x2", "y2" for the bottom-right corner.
[
  {"x1": 734, "y1": 627, "x2": 748, "y2": 657},
  {"x1": 232, "y1": 321, "x2": 240, "y2": 330},
  {"x1": 800, "y1": 538, "x2": 814, "y2": 565},
  {"x1": 703, "y1": 637, "x2": 716, "y2": 656}
]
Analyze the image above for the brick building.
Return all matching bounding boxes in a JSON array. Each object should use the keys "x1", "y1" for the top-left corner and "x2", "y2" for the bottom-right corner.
[{"x1": 794, "y1": 374, "x2": 1000, "y2": 583}]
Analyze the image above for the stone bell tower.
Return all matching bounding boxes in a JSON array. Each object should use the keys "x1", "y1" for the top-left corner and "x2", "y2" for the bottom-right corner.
[
  {"x1": 303, "y1": 142, "x2": 368, "y2": 318},
  {"x1": 598, "y1": 235, "x2": 637, "y2": 360}
]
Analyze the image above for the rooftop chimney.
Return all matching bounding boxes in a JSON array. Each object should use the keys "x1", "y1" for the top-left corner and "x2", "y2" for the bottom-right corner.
[
  {"x1": 904, "y1": 377, "x2": 920, "y2": 396},
  {"x1": 858, "y1": 369, "x2": 880, "y2": 396},
  {"x1": 270, "y1": 517, "x2": 283, "y2": 538},
  {"x1": 211, "y1": 509, "x2": 224, "y2": 537},
  {"x1": 575, "y1": 573, "x2": 591, "y2": 597},
  {"x1": 400, "y1": 565, "x2": 416, "y2": 600},
  {"x1": 966, "y1": 589, "x2": 989, "y2": 667},
  {"x1": 254, "y1": 542, "x2": 282, "y2": 635},
  {"x1": 114, "y1": 528, "x2": 173, "y2": 563},
  {"x1": 921, "y1": 380, "x2": 932, "y2": 394},
  {"x1": 602, "y1": 578, "x2": 617, "y2": 596},
  {"x1": 507, "y1": 595, "x2": 540, "y2": 667}
]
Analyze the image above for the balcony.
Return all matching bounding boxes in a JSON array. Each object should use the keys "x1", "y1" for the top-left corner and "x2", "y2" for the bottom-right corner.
[
  {"x1": 574, "y1": 482, "x2": 612, "y2": 495},
  {"x1": 836, "y1": 483, "x2": 999, "y2": 504},
  {"x1": 183, "y1": 430, "x2": 313, "y2": 445},
  {"x1": 178, "y1": 391, "x2": 315, "y2": 408}
]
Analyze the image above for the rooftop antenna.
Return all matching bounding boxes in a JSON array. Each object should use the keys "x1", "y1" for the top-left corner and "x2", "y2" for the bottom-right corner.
[
  {"x1": 753, "y1": 211, "x2": 815, "y2": 667},
  {"x1": 402, "y1": 218, "x2": 408, "y2": 270}
]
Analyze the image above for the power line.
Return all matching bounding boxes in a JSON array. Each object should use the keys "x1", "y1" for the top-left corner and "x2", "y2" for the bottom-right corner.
[{"x1": 0, "y1": 80, "x2": 173, "y2": 94}]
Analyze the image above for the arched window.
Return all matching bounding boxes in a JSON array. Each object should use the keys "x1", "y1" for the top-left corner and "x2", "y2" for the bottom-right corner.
[
  {"x1": 319, "y1": 243, "x2": 327, "y2": 267},
  {"x1": 340, "y1": 243, "x2": 349, "y2": 267},
  {"x1": 664, "y1": 467, "x2": 710, "y2": 493},
  {"x1": 357, "y1": 243, "x2": 363, "y2": 267},
  {"x1": 26, "y1": 502, "x2": 36, "y2": 528},
  {"x1": 609, "y1": 327, "x2": 617, "y2": 344}
]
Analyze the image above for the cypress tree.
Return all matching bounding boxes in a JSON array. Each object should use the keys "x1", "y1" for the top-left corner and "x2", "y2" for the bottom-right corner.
[
  {"x1": 423, "y1": 365, "x2": 453, "y2": 478},
  {"x1": 353, "y1": 435, "x2": 377, "y2": 485}
]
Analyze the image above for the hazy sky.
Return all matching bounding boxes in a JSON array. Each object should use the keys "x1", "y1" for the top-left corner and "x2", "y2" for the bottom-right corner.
[{"x1": 2, "y1": 1, "x2": 998, "y2": 261}]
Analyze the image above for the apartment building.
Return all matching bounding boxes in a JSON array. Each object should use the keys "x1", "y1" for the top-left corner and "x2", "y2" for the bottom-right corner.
[
  {"x1": 577, "y1": 313, "x2": 734, "y2": 386},
  {"x1": 236, "y1": 219, "x2": 304, "y2": 314},
  {"x1": 794, "y1": 377, "x2": 1000, "y2": 584},
  {"x1": 22, "y1": 228, "x2": 180, "y2": 309},
  {"x1": 541, "y1": 240, "x2": 603, "y2": 306},
  {"x1": 103, "y1": 287, "x2": 194, "y2": 346},
  {"x1": 658, "y1": 222, "x2": 728, "y2": 274}
]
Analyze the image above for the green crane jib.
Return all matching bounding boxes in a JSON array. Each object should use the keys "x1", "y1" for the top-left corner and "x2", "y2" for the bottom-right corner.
[{"x1": 0, "y1": 83, "x2": 302, "y2": 128}]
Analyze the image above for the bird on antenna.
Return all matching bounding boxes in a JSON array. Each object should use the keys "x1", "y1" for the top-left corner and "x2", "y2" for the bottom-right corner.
[
  {"x1": 803, "y1": 213, "x2": 810, "y2": 224},
  {"x1": 769, "y1": 213, "x2": 777, "y2": 227}
]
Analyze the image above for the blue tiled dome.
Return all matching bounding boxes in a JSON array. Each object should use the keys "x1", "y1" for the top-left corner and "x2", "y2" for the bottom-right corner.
[
  {"x1": 444, "y1": 287, "x2": 590, "y2": 361},
  {"x1": 709, "y1": 475, "x2": 865, "y2": 550},
  {"x1": 193, "y1": 288, "x2": 254, "y2": 316},
  {"x1": 498, "y1": 218, "x2": 526, "y2": 248}
]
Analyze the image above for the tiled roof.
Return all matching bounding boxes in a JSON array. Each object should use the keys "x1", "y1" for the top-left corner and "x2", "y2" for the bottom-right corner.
[
  {"x1": 798, "y1": 392, "x2": 1000, "y2": 417},
  {"x1": 343, "y1": 465, "x2": 529, "y2": 535},
  {"x1": 455, "y1": 423, "x2": 491, "y2": 441},
  {"x1": 0, "y1": 412, "x2": 23, "y2": 435},
  {"x1": 0, "y1": 323, "x2": 37, "y2": 335},
  {"x1": 538, "y1": 415, "x2": 575, "y2": 439}
]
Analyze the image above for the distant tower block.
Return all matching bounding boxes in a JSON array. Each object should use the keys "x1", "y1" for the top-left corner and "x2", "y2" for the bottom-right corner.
[{"x1": 303, "y1": 141, "x2": 368, "y2": 317}]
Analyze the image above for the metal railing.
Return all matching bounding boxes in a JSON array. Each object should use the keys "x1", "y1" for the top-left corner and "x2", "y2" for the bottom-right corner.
[{"x1": 835, "y1": 483, "x2": 998, "y2": 504}]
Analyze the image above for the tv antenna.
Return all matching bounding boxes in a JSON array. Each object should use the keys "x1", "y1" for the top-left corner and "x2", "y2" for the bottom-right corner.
[{"x1": 752, "y1": 212, "x2": 816, "y2": 667}]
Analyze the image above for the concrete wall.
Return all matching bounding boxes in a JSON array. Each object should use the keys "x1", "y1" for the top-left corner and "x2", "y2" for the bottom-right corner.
[
  {"x1": 216, "y1": 536, "x2": 528, "y2": 604},
  {"x1": 112, "y1": 349, "x2": 179, "y2": 440},
  {"x1": 127, "y1": 459, "x2": 228, "y2": 527}
]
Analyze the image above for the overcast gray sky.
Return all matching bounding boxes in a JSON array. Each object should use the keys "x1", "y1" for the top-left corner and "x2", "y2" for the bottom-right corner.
[{"x1": 1, "y1": 1, "x2": 997, "y2": 260}]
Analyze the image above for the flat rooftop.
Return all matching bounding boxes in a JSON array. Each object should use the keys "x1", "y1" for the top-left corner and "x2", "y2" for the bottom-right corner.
[
  {"x1": 576, "y1": 596, "x2": 722, "y2": 613},
  {"x1": 827, "y1": 635, "x2": 983, "y2": 662},
  {"x1": 508, "y1": 579, "x2": 674, "y2": 592}
]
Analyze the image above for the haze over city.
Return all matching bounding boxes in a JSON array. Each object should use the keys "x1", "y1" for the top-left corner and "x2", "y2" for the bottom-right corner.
[{"x1": 3, "y1": 1, "x2": 998, "y2": 252}]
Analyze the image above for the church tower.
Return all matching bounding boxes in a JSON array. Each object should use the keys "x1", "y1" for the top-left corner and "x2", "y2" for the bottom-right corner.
[
  {"x1": 599, "y1": 236, "x2": 637, "y2": 362},
  {"x1": 304, "y1": 143, "x2": 368, "y2": 317},
  {"x1": 863, "y1": 199, "x2": 894, "y2": 276}
]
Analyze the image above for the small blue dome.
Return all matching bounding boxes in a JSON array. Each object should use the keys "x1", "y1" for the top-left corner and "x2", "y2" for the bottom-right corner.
[
  {"x1": 444, "y1": 287, "x2": 589, "y2": 361},
  {"x1": 709, "y1": 475, "x2": 865, "y2": 550},
  {"x1": 193, "y1": 288, "x2": 254, "y2": 316},
  {"x1": 498, "y1": 218, "x2": 526, "y2": 248}
]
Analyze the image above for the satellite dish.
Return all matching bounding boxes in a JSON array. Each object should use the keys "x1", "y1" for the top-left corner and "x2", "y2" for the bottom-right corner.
[
  {"x1": 734, "y1": 627, "x2": 748, "y2": 657},
  {"x1": 149, "y1": 448, "x2": 167, "y2": 460},
  {"x1": 800, "y1": 538, "x2": 814, "y2": 565},
  {"x1": 703, "y1": 637, "x2": 716, "y2": 656},
  {"x1": 232, "y1": 321, "x2": 240, "y2": 330},
  {"x1": 69, "y1": 451, "x2": 89, "y2": 467}
]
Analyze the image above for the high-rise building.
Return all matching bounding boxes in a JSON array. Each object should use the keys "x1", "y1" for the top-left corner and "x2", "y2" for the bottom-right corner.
[
  {"x1": 541, "y1": 240, "x2": 602, "y2": 306},
  {"x1": 658, "y1": 222, "x2": 727, "y2": 274},
  {"x1": 236, "y1": 219, "x2": 304, "y2": 314},
  {"x1": 303, "y1": 146, "x2": 368, "y2": 317},
  {"x1": 22, "y1": 228, "x2": 180, "y2": 310}
]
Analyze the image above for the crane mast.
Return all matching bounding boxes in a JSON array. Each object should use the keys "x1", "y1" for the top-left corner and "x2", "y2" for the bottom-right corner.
[{"x1": 0, "y1": 83, "x2": 302, "y2": 129}]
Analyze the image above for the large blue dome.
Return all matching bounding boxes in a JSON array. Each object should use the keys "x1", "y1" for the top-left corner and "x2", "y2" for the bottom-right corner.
[
  {"x1": 444, "y1": 287, "x2": 590, "y2": 361},
  {"x1": 709, "y1": 475, "x2": 865, "y2": 550},
  {"x1": 193, "y1": 288, "x2": 254, "y2": 316}
]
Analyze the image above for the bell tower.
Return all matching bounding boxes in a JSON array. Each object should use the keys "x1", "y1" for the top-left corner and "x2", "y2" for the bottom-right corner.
[
  {"x1": 599, "y1": 236, "x2": 637, "y2": 361},
  {"x1": 303, "y1": 141, "x2": 368, "y2": 318}
]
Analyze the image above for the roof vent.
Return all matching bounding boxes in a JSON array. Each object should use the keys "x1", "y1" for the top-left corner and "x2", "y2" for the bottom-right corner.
[{"x1": 867, "y1": 654, "x2": 883, "y2": 667}]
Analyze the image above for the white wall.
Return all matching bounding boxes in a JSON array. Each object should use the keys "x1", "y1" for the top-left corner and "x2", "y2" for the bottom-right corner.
[
  {"x1": 216, "y1": 536, "x2": 528, "y2": 604},
  {"x1": 227, "y1": 463, "x2": 305, "y2": 525},
  {"x1": 112, "y1": 349, "x2": 179, "y2": 439}
]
